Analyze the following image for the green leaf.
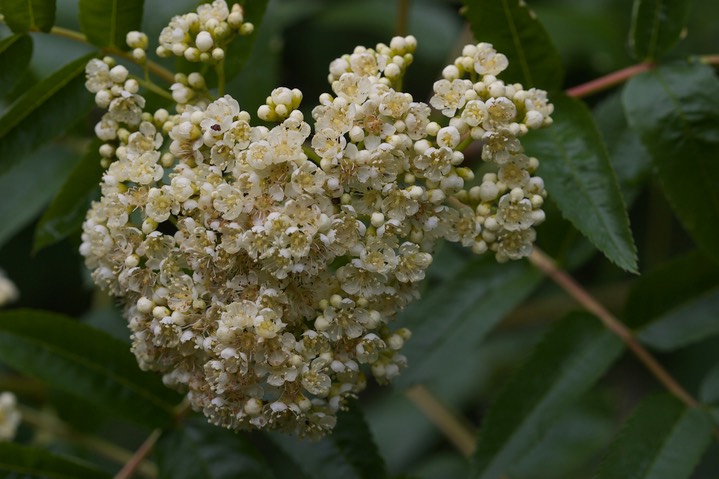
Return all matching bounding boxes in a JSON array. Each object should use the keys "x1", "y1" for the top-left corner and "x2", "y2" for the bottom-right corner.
[
  {"x1": 223, "y1": 0, "x2": 269, "y2": 82},
  {"x1": 508, "y1": 393, "x2": 616, "y2": 479},
  {"x1": 33, "y1": 140, "x2": 103, "y2": 252},
  {"x1": 0, "y1": 144, "x2": 79, "y2": 249},
  {"x1": 268, "y1": 402, "x2": 388, "y2": 479},
  {"x1": 78, "y1": 0, "x2": 144, "y2": 50},
  {"x1": 0, "y1": 53, "x2": 95, "y2": 174},
  {"x1": 524, "y1": 93, "x2": 638, "y2": 272},
  {"x1": 0, "y1": 0, "x2": 56, "y2": 33},
  {"x1": 0, "y1": 443, "x2": 110, "y2": 479},
  {"x1": 155, "y1": 419, "x2": 275, "y2": 479},
  {"x1": 624, "y1": 250, "x2": 719, "y2": 329},
  {"x1": 623, "y1": 62, "x2": 719, "y2": 265},
  {"x1": 396, "y1": 255, "x2": 542, "y2": 387},
  {"x1": 700, "y1": 361, "x2": 719, "y2": 405},
  {"x1": 596, "y1": 394, "x2": 713, "y2": 479},
  {"x1": 0, "y1": 34, "x2": 33, "y2": 94},
  {"x1": 0, "y1": 309, "x2": 182, "y2": 427},
  {"x1": 473, "y1": 313, "x2": 624, "y2": 479},
  {"x1": 461, "y1": 0, "x2": 563, "y2": 90},
  {"x1": 629, "y1": 0, "x2": 690, "y2": 60},
  {"x1": 593, "y1": 91, "x2": 652, "y2": 205},
  {"x1": 637, "y1": 288, "x2": 719, "y2": 350}
]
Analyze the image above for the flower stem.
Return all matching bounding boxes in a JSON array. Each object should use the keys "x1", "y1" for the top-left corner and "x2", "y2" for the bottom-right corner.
[
  {"x1": 528, "y1": 248, "x2": 701, "y2": 409},
  {"x1": 216, "y1": 59, "x2": 226, "y2": 96},
  {"x1": 565, "y1": 62, "x2": 654, "y2": 98},
  {"x1": 18, "y1": 405, "x2": 157, "y2": 478},
  {"x1": 48, "y1": 26, "x2": 175, "y2": 84},
  {"x1": 565, "y1": 54, "x2": 719, "y2": 99},
  {"x1": 405, "y1": 384, "x2": 476, "y2": 457},
  {"x1": 395, "y1": 0, "x2": 411, "y2": 37},
  {"x1": 114, "y1": 428, "x2": 162, "y2": 479},
  {"x1": 131, "y1": 75, "x2": 173, "y2": 101}
]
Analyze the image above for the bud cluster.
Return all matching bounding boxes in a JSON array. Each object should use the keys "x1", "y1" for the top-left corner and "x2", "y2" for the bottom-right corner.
[
  {"x1": 156, "y1": 0, "x2": 254, "y2": 63},
  {"x1": 80, "y1": 0, "x2": 553, "y2": 437}
]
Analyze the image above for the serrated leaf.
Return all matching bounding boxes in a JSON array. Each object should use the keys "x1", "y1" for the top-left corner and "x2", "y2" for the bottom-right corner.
[
  {"x1": 0, "y1": 0, "x2": 56, "y2": 33},
  {"x1": 78, "y1": 0, "x2": 144, "y2": 50},
  {"x1": 0, "y1": 144, "x2": 79, "y2": 249},
  {"x1": 593, "y1": 91, "x2": 652, "y2": 205},
  {"x1": 268, "y1": 402, "x2": 388, "y2": 479},
  {"x1": 155, "y1": 419, "x2": 275, "y2": 479},
  {"x1": 637, "y1": 287, "x2": 719, "y2": 350},
  {"x1": 629, "y1": 0, "x2": 690, "y2": 60},
  {"x1": 33, "y1": 140, "x2": 103, "y2": 252},
  {"x1": 461, "y1": 0, "x2": 563, "y2": 90},
  {"x1": 0, "y1": 443, "x2": 110, "y2": 479},
  {"x1": 396, "y1": 256, "x2": 542, "y2": 387},
  {"x1": 700, "y1": 362, "x2": 719, "y2": 405},
  {"x1": 0, "y1": 53, "x2": 95, "y2": 174},
  {"x1": 623, "y1": 62, "x2": 719, "y2": 265},
  {"x1": 473, "y1": 313, "x2": 624, "y2": 479},
  {"x1": 596, "y1": 394, "x2": 713, "y2": 479},
  {"x1": 0, "y1": 34, "x2": 33, "y2": 94},
  {"x1": 524, "y1": 93, "x2": 638, "y2": 272},
  {"x1": 0, "y1": 309, "x2": 182, "y2": 427}
]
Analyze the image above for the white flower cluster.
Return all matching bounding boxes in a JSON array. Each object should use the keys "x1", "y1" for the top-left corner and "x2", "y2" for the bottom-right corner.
[
  {"x1": 430, "y1": 43, "x2": 551, "y2": 261},
  {"x1": 156, "y1": 0, "x2": 253, "y2": 63},
  {"x1": 0, "y1": 269, "x2": 18, "y2": 307},
  {"x1": 0, "y1": 392, "x2": 20, "y2": 441},
  {"x1": 80, "y1": 3, "x2": 552, "y2": 437}
]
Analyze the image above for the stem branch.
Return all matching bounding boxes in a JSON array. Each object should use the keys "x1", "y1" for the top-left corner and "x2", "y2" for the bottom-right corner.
[
  {"x1": 395, "y1": 0, "x2": 411, "y2": 37},
  {"x1": 49, "y1": 26, "x2": 175, "y2": 84},
  {"x1": 528, "y1": 248, "x2": 700, "y2": 409},
  {"x1": 18, "y1": 405, "x2": 157, "y2": 478},
  {"x1": 405, "y1": 385, "x2": 476, "y2": 457},
  {"x1": 114, "y1": 429, "x2": 162, "y2": 479}
]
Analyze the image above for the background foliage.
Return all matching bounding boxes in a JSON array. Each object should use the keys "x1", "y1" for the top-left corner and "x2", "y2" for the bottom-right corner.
[{"x1": 1, "y1": 0, "x2": 718, "y2": 477}]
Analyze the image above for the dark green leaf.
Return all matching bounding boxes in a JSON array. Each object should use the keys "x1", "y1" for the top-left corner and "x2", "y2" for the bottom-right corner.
[
  {"x1": 0, "y1": 0, "x2": 56, "y2": 33},
  {"x1": 329, "y1": 401, "x2": 387, "y2": 479},
  {"x1": 33, "y1": 140, "x2": 103, "y2": 252},
  {"x1": 78, "y1": 0, "x2": 144, "y2": 49},
  {"x1": 509, "y1": 393, "x2": 616, "y2": 479},
  {"x1": 524, "y1": 93, "x2": 638, "y2": 272},
  {"x1": 624, "y1": 250, "x2": 719, "y2": 329},
  {"x1": 0, "y1": 53, "x2": 95, "y2": 174},
  {"x1": 700, "y1": 361, "x2": 719, "y2": 405},
  {"x1": 0, "y1": 34, "x2": 33, "y2": 94},
  {"x1": 593, "y1": 91, "x2": 652, "y2": 205},
  {"x1": 637, "y1": 288, "x2": 719, "y2": 350},
  {"x1": 0, "y1": 309, "x2": 182, "y2": 427},
  {"x1": 155, "y1": 419, "x2": 275, "y2": 479},
  {"x1": 268, "y1": 402, "x2": 387, "y2": 479},
  {"x1": 473, "y1": 313, "x2": 624, "y2": 479},
  {"x1": 223, "y1": 0, "x2": 269, "y2": 82},
  {"x1": 461, "y1": 0, "x2": 563, "y2": 90},
  {"x1": 396, "y1": 256, "x2": 542, "y2": 388},
  {"x1": 596, "y1": 394, "x2": 713, "y2": 479},
  {"x1": 0, "y1": 144, "x2": 79, "y2": 249},
  {"x1": 0, "y1": 443, "x2": 110, "y2": 479},
  {"x1": 629, "y1": 0, "x2": 690, "y2": 60},
  {"x1": 623, "y1": 62, "x2": 719, "y2": 265}
]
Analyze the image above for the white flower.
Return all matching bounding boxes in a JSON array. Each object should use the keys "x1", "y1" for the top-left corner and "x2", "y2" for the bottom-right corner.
[
  {"x1": 0, "y1": 271, "x2": 19, "y2": 307},
  {"x1": 0, "y1": 392, "x2": 20, "y2": 441}
]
